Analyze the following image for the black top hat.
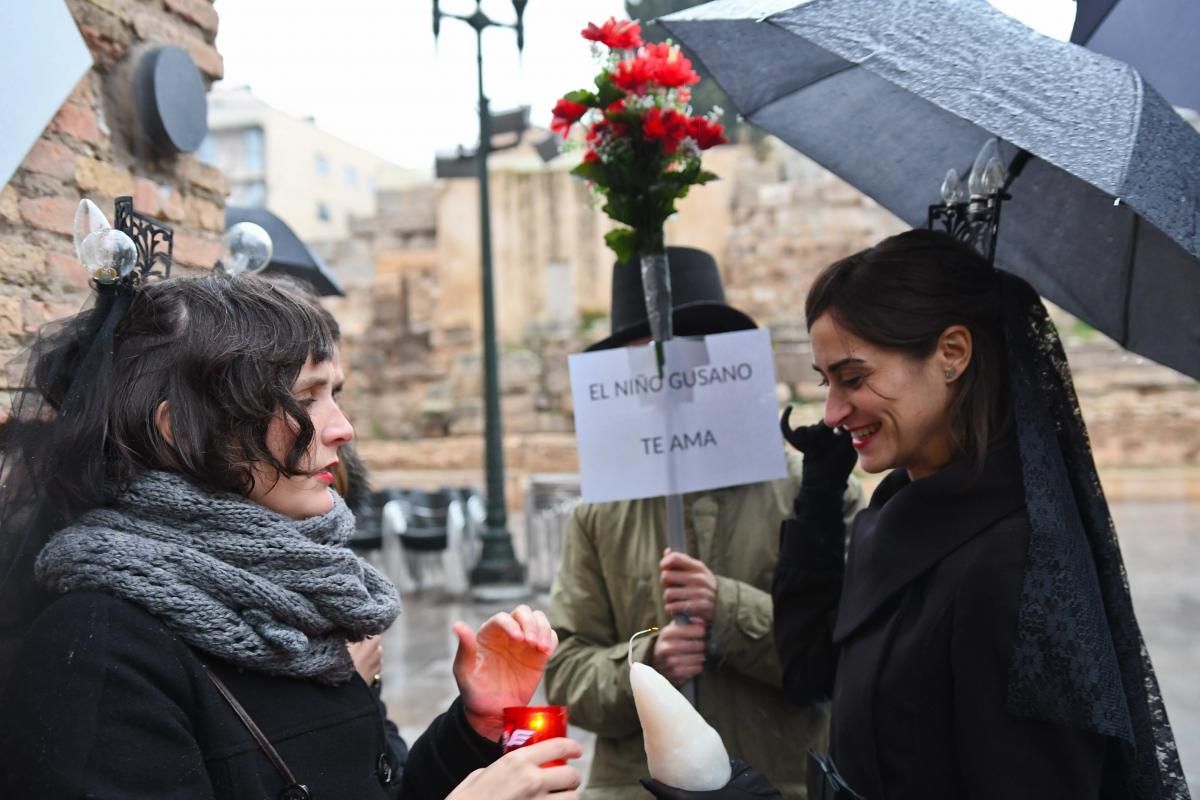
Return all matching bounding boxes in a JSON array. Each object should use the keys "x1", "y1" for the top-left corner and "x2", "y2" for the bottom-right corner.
[{"x1": 586, "y1": 246, "x2": 757, "y2": 352}]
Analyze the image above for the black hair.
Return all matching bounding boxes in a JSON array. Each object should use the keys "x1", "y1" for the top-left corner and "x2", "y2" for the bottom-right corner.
[{"x1": 805, "y1": 229, "x2": 1010, "y2": 474}]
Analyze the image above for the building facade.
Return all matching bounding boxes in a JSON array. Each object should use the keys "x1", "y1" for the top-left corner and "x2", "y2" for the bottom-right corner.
[{"x1": 200, "y1": 87, "x2": 417, "y2": 244}]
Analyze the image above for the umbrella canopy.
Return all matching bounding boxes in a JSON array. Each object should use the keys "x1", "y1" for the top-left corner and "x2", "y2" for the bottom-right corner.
[
  {"x1": 225, "y1": 206, "x2": 345, "y2": 297},
  {"x1": 1072, "y1": 0, "x2": 1200, "y2": 113},
  {"x1": 660, "y1": 0, "x2": 1200, "y2": 380}
]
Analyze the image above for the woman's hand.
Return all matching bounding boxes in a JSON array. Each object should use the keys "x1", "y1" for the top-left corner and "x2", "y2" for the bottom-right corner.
[
  {"x1": 453, "y1": 605, "x2": 558, "y2": 741},
  {"x1": 781, "y1": 406, "x2": 857, "y2": 491},
  {"x1": 347, "y1": 635, "x2": 383, "y2": 686},
  {"x1": 448, "y1": 739, "x2": 582, "y2": 800}
]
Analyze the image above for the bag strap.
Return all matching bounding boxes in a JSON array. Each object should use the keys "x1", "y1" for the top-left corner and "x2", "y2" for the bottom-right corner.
[{"x1": 202, "y1": 663, "x2": 307, "y2": 794}]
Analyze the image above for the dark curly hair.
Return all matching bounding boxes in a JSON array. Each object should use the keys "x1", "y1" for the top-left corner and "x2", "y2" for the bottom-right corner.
[
  {"x1": 18, "y1": 273, "x2": 337, "y2": 526},
  {"x1": 0, "y1": 273, "x2": 337, "y2": 688}
]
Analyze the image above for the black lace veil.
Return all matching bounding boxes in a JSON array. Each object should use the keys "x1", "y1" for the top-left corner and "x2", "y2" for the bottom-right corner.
[
  {"x1": 0, "y1": 197, "x2": 174, "y2": 690},
  {"x1": 1000, "y1": 272, "x2": 1189, "y2": 799},
  {"x1": 0, "y1": 286, "x2": 135, "y2": 689}
]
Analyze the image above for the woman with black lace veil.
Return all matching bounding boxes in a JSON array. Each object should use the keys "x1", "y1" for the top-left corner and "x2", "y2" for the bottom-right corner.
[
  {"x1": 0, "y1": 249, "x2": 581, "y2": 798},
  {"x1": 771, "y1": 230, "x2": 1188, "y2": 799}
]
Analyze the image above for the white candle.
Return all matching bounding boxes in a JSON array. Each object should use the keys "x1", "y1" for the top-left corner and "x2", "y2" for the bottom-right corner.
[{"x1": 630, "y1": 659, "x2": 732, "y2": 790}]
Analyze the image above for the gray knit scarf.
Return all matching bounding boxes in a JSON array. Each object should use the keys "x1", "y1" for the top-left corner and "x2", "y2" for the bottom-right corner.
[{"x1": 35, "y1": 470, "x2": 401, "y2": 685}]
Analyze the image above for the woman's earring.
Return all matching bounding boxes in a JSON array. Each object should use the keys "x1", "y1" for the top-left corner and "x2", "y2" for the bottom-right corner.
[{"x1": 945, "y1": 367, "x2": 957, "y2": 380}]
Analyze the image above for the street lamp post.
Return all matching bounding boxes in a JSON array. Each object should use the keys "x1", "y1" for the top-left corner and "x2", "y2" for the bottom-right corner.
[{"x1": 433, "y1": 0, "x2": 528, "y2": 600}]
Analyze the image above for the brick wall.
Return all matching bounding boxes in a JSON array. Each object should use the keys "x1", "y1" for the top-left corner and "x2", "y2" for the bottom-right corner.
[{"x1": 0, "y1": 0, "x2": 226, "y2": 419}]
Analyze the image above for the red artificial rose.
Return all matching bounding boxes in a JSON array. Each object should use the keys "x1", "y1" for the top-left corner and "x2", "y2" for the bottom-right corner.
[
  {"x1": 583, "y1": 149, "x2": 600, "y2": 163},
  {"x1": 606, "y1": 99, "x2": 626, "y2": 117},
  {"x1": 581, "y1": 17, "x2": 643, "y2": 50},
  {"x1": 586, "y1": 119, "x2": 609, "y2": 143},
  {"x1": 611, "y1": 55, "x2": 655, "y2": 94},
  {"x1": 550, "y1": 98, "x2": 589, "y2": 136},
  {"x1": 687, "y1": 116, "x2": 728, "y2": 150},
  {"x1": 642, "y1": 107, "x2": 689, "y2": 154},
  {"x1": 587, "y1": 118, "x2": 628, "y2": 145},
  {"x1": 643, "y1": 42, "x2": 700, "y2": 88}
]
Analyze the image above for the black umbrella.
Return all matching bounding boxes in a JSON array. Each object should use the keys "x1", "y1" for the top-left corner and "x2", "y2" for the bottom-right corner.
[
  {"x1": 661, "y1": 0, "x2": 1200, "y2": 380},
  {"x1": 1072, "y1": 0, "x2": 1200, "y2": 113},
  {"x1": 224, "y1": 206, "x2": 345, "y2": 297}
]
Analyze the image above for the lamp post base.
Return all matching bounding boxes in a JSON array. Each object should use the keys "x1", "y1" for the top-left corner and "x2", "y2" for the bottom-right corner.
[{"x1": 470, "y1": 525, "x2": 528, "y2": 601}]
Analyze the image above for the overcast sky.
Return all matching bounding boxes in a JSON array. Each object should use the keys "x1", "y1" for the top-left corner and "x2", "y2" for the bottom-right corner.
[{"x1": 213, "y1": 0, "x2": 1077, "y2": 172}]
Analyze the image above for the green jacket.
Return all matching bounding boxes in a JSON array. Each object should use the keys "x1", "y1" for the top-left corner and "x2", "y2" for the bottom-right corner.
[{"x1": 545, "y1": 452, "x2": 864, "y2": 800}]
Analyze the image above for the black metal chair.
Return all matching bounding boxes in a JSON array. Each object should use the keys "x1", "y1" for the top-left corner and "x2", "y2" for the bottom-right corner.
[
  {"x1": 398, "y1": 489, "x2": 454, "y2": 551},
  {"x1": 348, "y1": 488, "x2": 398, "y2": 554},
  {"x1": 394, "y1": 489, "x2": 469, "y2": 593},
  {"x1": 450, "y1": 486, "x2": 484, "y2": 568}
]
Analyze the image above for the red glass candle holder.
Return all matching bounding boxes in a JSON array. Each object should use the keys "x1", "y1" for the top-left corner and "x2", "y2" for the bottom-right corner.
[{"x1": 501, "y1": 705, "x2": 569, "y2": 766}]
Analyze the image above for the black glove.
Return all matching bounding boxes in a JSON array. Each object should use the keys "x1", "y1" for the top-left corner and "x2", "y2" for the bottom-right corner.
[
  {"x1": 640, "y1": 760, "x2": 783, "y2": 800},
  {"x1": 780, "y1": 406, "x2": 857, "y2": 492}
]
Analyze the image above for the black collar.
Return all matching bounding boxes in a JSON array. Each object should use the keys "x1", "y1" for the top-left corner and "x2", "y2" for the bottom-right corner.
[{"x1": 832, "y1": 441, "x2": 1026, "y2": 643}]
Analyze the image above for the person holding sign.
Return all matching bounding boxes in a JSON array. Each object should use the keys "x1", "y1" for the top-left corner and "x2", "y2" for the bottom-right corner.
[
  {"x1": 773, "y1": 231, "x2": 1186, "y2": 799},
  {"x1": 545, "y1": 248, "x2": 864, "y2": 800}
]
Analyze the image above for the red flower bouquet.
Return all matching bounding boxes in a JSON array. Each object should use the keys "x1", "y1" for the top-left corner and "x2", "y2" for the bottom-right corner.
[{"x1": 552, "y1": 17, "x2": 728, "y2": 262}]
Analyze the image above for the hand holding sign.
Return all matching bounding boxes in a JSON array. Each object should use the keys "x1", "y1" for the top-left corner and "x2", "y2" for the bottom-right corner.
[
  {"x1": 660, "y1": 548, "x2": 717, "y2": 623},
  {"x1": 652, "y1": 620, "x2": 708, "y2": 685}
]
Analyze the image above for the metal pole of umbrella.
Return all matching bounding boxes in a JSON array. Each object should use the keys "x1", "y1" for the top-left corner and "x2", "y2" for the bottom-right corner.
[{"x1": 433, "y1": 0, "x2": 528, "y2": 600}]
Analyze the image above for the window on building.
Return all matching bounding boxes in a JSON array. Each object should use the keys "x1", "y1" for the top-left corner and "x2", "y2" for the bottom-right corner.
[
  {"x1": 343, "y1": 166, "x2": 357, "y2": 187},
  {"x1": 315, "y1": 153, "x2": 329, "y2": 175},
  {"x1": 365, "y1": 176, "x2": 376, "y2": 193},
  {"x1": 231, "y1": 180, "x2": 267, "y2": 208},
  {"x1": 242, "y1": 127, "x2": 264, "y2": 173},
  {"x1": 317, "y1": 202, "x2": 331, "y2": 221}
]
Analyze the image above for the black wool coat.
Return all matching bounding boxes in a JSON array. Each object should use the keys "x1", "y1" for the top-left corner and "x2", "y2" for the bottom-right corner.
[
  {"x1": 0, "y1": 591, "x2": 499, "y2": 799},
  {"x1": 774, "y1": 444, "x2": 1118, "y2": 800}
]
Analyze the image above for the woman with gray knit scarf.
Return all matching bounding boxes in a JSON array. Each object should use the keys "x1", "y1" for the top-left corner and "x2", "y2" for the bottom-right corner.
[{"x1": 0, "y1": 273, "x2": 581, "y2": 799}]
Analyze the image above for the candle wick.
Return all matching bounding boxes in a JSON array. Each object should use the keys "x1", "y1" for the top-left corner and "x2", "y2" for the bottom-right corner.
[{"x1": 628, "y1": 627, "x2": 660, "y2": 669}]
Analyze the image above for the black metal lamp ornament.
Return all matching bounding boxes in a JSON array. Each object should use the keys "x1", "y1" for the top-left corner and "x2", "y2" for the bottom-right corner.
[
  {"x1": 927, "y1": 137, "x2": 1009, "y2": 264},
  {"x1": 432, "y1": 0, "x2": 529, "y2": 598},
  {"x1": 73, "y1": 197, "x2": 172, "y2": 288},
  {"x1": 73, "y1": 197, "x2": 275, "y2": 284}
]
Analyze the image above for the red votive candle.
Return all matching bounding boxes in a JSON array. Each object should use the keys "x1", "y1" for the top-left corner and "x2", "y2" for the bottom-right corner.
[{"x1": 501, "y1": 705, "x2": 569, "y2": 766}]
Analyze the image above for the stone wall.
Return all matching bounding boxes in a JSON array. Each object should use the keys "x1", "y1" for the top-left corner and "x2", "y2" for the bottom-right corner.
[
  {"x1": 340, "y1": 140, "x2": 910, "y2": 452},
  {"x1": 0, "y1": 0, "x2": 226, "y2": 419},
  {"x1": 340, "y1": 139, "x2": 1200, "y2": 508}
]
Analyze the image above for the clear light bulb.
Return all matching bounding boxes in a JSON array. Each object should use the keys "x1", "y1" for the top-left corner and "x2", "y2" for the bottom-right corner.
[
  {"x1": 79, "y1": 228, "x2": 137, "y2": 284},
  {"x1": 968, "y1": 138, "x2": 1006, "y2": 197},
  {"x1": 941, "y1": 168, "x2": 965, "y2": 204},
  {"x1": 221, "y1": 222, "x2": 273, "y2": 275},
  {"x1": 980, "y1": 156, "x2": 1006, "y2": 195},
  {"x1": 73, "y1": 199, "x2": 112, "y2": 261}
]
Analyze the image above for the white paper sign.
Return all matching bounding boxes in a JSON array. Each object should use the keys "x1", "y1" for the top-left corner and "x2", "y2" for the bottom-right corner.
[
  {"x1": 0, "y1": 1, "x2": 93, "y2": 188},
  {"x1": 568, "y1": 328, "x2": 787, "y2": 503}
]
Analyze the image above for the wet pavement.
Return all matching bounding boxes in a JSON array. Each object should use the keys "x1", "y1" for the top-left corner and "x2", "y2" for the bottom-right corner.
[{"x1": 378, "y1": 499, "x2": 1199, "y2": 794}]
